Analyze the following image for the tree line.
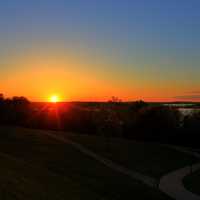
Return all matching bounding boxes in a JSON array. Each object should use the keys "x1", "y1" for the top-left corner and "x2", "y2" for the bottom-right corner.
[{"x1": 0, "y1": 94, "x2": 199, "y2": 148}]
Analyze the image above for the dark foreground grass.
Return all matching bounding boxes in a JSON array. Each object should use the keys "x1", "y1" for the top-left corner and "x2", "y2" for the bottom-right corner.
[
  {"x1": 183, "y1": 170, "x2": 200, "y2": 196},
  {"x1": 68, "y1": 134, "x2": 199, "y2": 179},
  {"x1": 0, "y1": 126, "x2": 171, "y2": 200}
]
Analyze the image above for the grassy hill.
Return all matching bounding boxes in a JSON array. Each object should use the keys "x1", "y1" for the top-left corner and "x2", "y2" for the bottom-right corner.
[
  {"x1": 0, "y1": 126, "x2": 191, "y2": 199},
  {"x1": 69, "y1": 134, "x2": 199, "y2": 179}
]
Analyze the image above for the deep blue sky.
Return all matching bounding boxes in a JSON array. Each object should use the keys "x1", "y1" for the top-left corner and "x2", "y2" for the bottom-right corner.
[{"x1": 0, "y1": 0, "x2": 200, "y2": 101}]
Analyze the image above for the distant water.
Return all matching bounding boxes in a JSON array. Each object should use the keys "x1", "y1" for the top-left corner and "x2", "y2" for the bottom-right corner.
[
  {"x1": 163, "y1": 104, "x2": 199, "y2": 116},
  {"x1": 179, "y1": 108, "x2": 198, "y2": 116},
  {"x1": 164, "y1": 103, "x2": 195, "y2": 107}
]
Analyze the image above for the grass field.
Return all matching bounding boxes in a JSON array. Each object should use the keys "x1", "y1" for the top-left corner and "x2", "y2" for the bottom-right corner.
[
  {"x1": 0, "y1": 126, "x2": 172, "y2": 200},
  {"x1": 183, "y1": 169, "x2": 200, "y2": 196},
  {"x1": 68, "y1": 134, "x2": 199, "y2": 179}
]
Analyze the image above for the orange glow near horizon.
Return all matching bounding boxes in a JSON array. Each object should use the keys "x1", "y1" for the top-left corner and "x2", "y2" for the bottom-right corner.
[{"x1": 1, "y1": 46, "x2": 199, "y2": 102}]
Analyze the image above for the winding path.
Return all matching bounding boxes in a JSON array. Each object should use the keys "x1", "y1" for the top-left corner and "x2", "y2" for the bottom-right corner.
[
  {"x1": 44, "y1": 132, "x2": 157, "y2": 187},
  {"x1": 159, "y1": 145, "x2": 200, "y2": 200},
  {"x1": 42, "y1": 131, "x2": 200, "y2": 199},
  {"x1": 159, "y1": 164, "x2": 200, "y2": 200}
]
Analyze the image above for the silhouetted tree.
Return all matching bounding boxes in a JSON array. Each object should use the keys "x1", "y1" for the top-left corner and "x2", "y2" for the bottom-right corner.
[
  {"x1": 130, "y1": 106, "x2": 181, "y2": 141},
  {"x1": 0, "y1": 94, "x2": 4, "y2": 102},
  {"x1": 181, "y1": 111, "x2": 200, "y2": 147},
  {"x1": 108, "y1": 96, "x2": 122, "y2": 104},
  {"x1": 130, "y1": 100, "x2": 148, "y2": 112},
  {"x1": 0, "y1": 96, "x2": 30, "y2": 125},
  {"x1": 12, "y1": 96, "x2": 30, "y2": 105}
]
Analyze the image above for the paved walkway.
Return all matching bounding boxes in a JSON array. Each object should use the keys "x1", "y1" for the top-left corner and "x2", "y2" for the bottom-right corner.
[
  {"x1": 43, "y1": 132, "x2": 157, "y2": 188},
  {"x1": 41, "y1": 132, "x2": 200, "y2": 200},
  {"x1": 160, "y1": 145, "x2": 200, "y2": 200},
  {"x1": 159, "y1": 163, "x2": 200, "y2": 200}
]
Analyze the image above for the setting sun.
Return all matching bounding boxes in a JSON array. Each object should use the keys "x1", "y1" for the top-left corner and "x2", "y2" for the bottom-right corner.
[{"x1": 49, "y1": 95, "x2": 59, "y2": 103}]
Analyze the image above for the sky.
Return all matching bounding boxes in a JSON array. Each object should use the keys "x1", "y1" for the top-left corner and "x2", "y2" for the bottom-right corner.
[{"x1": 0, "y1": 0, "x2": 200, "y2": 102}]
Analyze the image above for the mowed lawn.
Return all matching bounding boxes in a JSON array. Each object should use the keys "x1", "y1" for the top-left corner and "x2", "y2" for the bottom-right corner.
[
  {"x1": 68, "y1": 134, "x2": 199, "y2": 179},
  {"x1": 183, "y1": 169, "x2": 200, "y2": 196},
  {"x1": 0, "y1": 126, "x2": 171, "y2": 200}
]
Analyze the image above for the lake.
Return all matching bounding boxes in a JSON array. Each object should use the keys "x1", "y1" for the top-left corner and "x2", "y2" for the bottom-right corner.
[{"x1": 179, "y1": 108, "x2": 200, "y2": 116}]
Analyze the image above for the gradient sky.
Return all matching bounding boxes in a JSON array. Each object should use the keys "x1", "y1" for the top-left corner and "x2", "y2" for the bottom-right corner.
[{"x1": 0, "y1": 0, "x2": 200, "y2": 102}]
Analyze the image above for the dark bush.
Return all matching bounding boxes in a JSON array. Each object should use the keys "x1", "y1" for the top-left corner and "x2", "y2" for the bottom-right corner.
[{"x1": 130, "y1": 106, "x2": 181, "y2": 141}]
